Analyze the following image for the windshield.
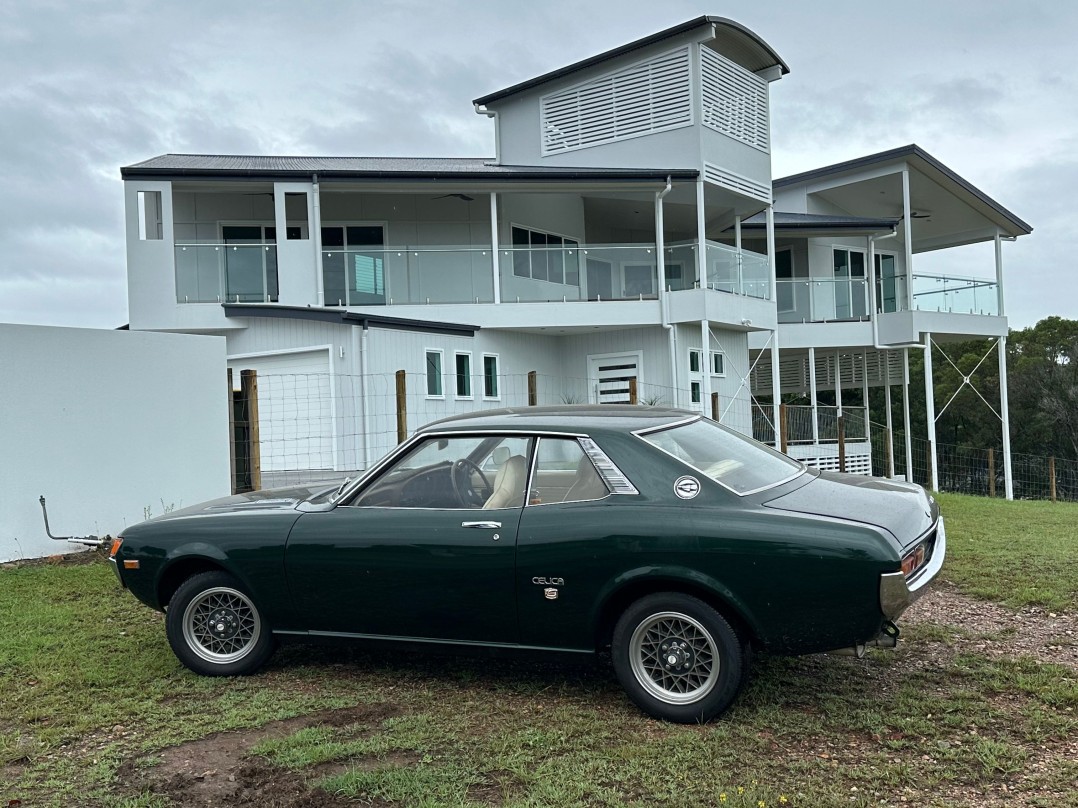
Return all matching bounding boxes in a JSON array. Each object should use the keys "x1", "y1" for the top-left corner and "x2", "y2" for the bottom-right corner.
[{"x1": 640, "y1": 418, "x2": 803, "y2": 495}]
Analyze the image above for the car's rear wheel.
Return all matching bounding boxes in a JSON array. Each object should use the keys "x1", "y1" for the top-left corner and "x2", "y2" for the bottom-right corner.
[
  {"x1": 165, "y1": 571, "x2": 274, "y2": 676},
  {"x1": 612, "y1": 593, "x2": 745, "y2": 723}
]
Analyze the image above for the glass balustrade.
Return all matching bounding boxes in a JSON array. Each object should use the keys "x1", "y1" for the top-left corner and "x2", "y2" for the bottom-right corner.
[
  {"x1": 776, "y1": 278, "x2": 870, "y2": 322},
  {"x1": 175, "y1": 240, "x2": 779, "y2": 307},
  {"x1": 175, "y1": 244, "x2": 278, "y2": 303},
  {"x1": 912, "y1": 273, "x2": 999, "y2": 315},
  {"x1": 321, "y1": 247, "x2": 495, "y2": 306}
]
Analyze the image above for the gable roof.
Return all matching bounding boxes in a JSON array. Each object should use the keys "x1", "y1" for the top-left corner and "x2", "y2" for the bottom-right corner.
[
  {"x1": 121, "y1": 155, "x2": 698, "y2": 183},
  {"x1": 473, "y1": 16, "x2": 788, "y2": 107},
  {"x1": 774, "y1": 145, "x2": 1032, "y2": 236}
]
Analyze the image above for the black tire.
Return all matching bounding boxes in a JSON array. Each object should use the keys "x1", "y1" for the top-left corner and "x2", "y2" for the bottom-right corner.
[
  {"x1": 165, "y1": 571, "x2": 275, "y2": 676},
  {"x1": 611, "y1": 593, "x2": 746, "y2": 723}
]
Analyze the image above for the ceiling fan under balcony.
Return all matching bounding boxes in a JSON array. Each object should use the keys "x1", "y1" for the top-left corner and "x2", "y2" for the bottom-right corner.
[{"x1": 432, "y1": 193, "x2": 475, "y2": 202}]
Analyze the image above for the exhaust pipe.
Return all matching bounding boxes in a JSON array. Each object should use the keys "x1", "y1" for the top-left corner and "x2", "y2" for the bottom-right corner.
[{"x1": 827, "y1": 623, "x2": 900, "y2": 657}]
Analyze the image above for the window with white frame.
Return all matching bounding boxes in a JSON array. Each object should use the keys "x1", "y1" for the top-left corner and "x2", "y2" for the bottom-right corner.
[
  {"x1": 711, "y1": 351, "x2": 726, "y2": 377},
  {"x1": 454, "y1": 352, "x2": 472, "y2": 398},
  {"x1": 482, "y1": 354, "x2": 500, "y2": 399},
  {"x1": 688, "y1": 349, "x2": 703, "y2": 404},
  {"x1": 425, "y1": 350, "x2": 443, "y2": 398}
]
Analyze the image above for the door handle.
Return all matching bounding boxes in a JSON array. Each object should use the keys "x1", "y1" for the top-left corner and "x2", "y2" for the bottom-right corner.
[{"x1": 461, "y1": 521, "x2": 502, "y2": 529}]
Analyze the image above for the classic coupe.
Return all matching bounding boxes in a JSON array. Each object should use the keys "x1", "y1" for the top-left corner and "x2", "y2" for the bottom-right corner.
[{"x1": 111, "y1": 406, "x2": 944, "y2": 722}]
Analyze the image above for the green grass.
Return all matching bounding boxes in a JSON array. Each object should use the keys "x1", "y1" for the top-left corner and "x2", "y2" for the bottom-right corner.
[
  {"x1": 936, "y1": 493, "x2": 1078, "y2": 611},
  {"x1": 2, "y1": 494, "x2": 1077, "y2": 807}
]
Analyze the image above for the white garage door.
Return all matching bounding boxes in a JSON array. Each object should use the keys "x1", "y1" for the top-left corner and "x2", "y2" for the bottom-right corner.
[{"x1": 229, "y1": 350, "x2": 334, "y2": 473}]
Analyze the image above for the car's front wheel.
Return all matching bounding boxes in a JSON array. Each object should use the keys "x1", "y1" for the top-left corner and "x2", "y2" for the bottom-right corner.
[
  {"x1": 165, "y1": 571, "x2": 275, "y2": 676},
  {"x1": 612, "y1": 593, "x2": 746, "y2": 723}
]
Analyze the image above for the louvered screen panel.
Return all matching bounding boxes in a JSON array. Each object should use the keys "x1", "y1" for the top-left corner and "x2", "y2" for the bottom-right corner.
[
  {"x1": 703, "y1": 163, "x2": 772, "y2": 203},
  {"x1": 541, "y1": 48, "x2": 692, "y2": 155},
  {"x1": 700, "y1": 47, "x2": 769, "y2": 153}
]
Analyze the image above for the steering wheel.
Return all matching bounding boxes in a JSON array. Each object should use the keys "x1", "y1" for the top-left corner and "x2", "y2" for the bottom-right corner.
[{"x1": 451, "y1": 459, "x2": 493, "y2": 507}]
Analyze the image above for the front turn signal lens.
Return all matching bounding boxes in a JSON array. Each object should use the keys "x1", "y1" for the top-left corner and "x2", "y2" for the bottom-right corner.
[{"x1": 109, "y1": 537, "x2": 124, "y2": 559}]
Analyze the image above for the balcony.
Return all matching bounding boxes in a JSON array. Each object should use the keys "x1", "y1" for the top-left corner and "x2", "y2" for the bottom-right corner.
[{"x1": 174, "y1": 241, "x2": 772, "y2": 308}]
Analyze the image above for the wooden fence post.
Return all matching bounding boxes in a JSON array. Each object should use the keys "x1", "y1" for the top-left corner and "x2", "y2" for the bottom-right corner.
[
  {"x1": 227, "y1": 369, "x2": 236, "y2": 494},
  {"x1": 837, "y1": 415, "x2": 846, "y2": 474},
  {"x1": 240, "y1": 370, "x2": 261, "y2": 491},
  {"x1": 395, "y1": 370, "x2": 407, "y2": 444},
  {"x1": 779, "y1": 403, "x2": 788, "y2": 454},
  {"x1": 628, "y1": 378, "x2": 638, "y2": 405},
  {"x1": 710, "y1": 392, "x2": 719, "y2": 421},
  {"x1": 527, "y1": 371, "x2": 538, "y2": 406},
  {"x1": 1050, "y1": 456, "x2": 1057, "y2": 502},
  {"x1": 988, "y1": 447, "x2": 996, "y2": 498}
]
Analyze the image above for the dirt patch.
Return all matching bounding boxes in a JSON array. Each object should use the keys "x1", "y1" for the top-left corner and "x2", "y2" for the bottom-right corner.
[
  {"x1": 904, "y1": 582, "x2": 1078, "y2": 670},
  {"x1": 119, "y1": 702, "x2": 400, "y2": 807}
]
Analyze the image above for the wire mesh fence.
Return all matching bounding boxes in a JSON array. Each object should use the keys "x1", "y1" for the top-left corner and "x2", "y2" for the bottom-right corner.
[{"x1": 869, "y1": 422, "x2": 1078, "y2": 502}]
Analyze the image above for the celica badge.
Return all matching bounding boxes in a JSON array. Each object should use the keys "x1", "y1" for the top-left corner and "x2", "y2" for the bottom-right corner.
[{"x1": 674, "y1": 476, "x2": 701, "y2": 499}]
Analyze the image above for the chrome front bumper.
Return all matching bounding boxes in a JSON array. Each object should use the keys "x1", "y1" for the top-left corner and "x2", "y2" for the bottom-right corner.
[{"x1": 879, "y1": 517, "x2": 946, "y2": 621}]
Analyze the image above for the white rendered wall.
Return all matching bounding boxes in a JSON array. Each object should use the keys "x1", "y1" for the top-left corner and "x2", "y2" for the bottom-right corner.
[{"x1": 0, "y1": 324, "x2": 229, "y2": 563}]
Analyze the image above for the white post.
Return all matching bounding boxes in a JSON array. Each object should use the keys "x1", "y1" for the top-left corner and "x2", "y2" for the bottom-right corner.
[
  {"x1": 656, "y1": 186, "x2": 667, "y2": 293},
  {"x1": 994, "y1": 231, "x2": 1006, "y2": 317},
  {"x1": 884, "y1": 350, "x2": 895, "y2": 478},
  {"x1": 998, "y1": 336, "x2": 1014, "y2": 499},
  {"x1": 490, "y1": 192, "x2": 501, "y2": 304},
  {"x1": 902, "y1": 348, "x2": 913, "y2": 481},
  {"x1": 902, "y1": 168, "x2": 914, "y2": 310},
  {"x1": 696, "y1": 180, "x2": 707, "y2": 289},
  {"x1": 861, "y1": 350, "x2": 870, "y2": 455},
  {"x1": 808, "y1": 346, "x2": 819, "y2": 446},
  {"x1": 312, "y1": 177, "x2": 324, "y2": 306},
  {"x1": 924, "y1": 333, "x2": 938, "y2": 491},
  {"x1": 734, "y1": 215, "x2": 742, "y2": 251},
  {"x1": 767, "y1": 204, "x2": 780, "y2": 448},
  {"x1": 700, "y1": 319, "x2": 712, "y2": 417}
]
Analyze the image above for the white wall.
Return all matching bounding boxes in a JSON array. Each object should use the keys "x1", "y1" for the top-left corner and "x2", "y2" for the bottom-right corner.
[{"x1": 0, "y1": 324, "x2": 230, "y2": 563}]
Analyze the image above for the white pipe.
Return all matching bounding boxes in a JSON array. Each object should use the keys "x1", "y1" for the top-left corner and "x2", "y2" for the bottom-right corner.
[
  {"x1": 356, "y1": 324, "x2": 372, "y2": 469},
  {"x1": 312, "y1": 174, "x2": 324, "y2": 306},
  {"x1": 696, "y1": 180, "x2": 707, "y2": 288},
  {"x1": 902, "y1": 169, "x2": 914, "y2": 311},
  {"x1": 808, "y1": 346, "x2": 819, "y2": 446},
  {"x1": 767, "y1": 204, "x2": 780, "y2": 448},
  {"x1": 490, "y1": 192, "x2": 501, "y2": 304},
  {"x1": 884, "y1": 350, "x2": 895, "y2": 478},
  {"x1": 994, "y1": 231, "x2": 1006, "y2": 317},
  {"x1": 701, "y1": 319, "x2": 712, "y2": 417},
  {"x1": 868, "y1": 229, "x2": 919, "y2": 350},
  {"x1": 655, "y1": 177, "x2": 677, "y2": 403},
  {"x1": 473, "y1": 103, "x2": 500, "y2": 164},
  {"x1": 835, "y1": 350, "x2": 842, "y2": 416}
]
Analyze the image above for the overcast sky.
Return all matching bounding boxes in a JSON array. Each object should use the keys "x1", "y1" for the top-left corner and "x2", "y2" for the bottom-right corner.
[{"x1": 1, "y1": 0, "x2": 1075, "y2": 330}]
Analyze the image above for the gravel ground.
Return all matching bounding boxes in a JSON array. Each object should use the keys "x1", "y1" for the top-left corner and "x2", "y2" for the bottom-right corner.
[{"x1": 904, "y1": 582, "x2": 1078, "y2": 670}]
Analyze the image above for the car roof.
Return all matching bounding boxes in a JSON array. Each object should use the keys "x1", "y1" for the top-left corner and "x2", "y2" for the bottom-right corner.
[{"x1": 419, "y1": 405, "x2": 695, "y2": 435}]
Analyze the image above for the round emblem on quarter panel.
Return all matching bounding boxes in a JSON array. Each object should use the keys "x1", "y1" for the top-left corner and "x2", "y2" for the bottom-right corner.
[{"x1": 674, "y1": 476, "x2": 701, "y2": 499}]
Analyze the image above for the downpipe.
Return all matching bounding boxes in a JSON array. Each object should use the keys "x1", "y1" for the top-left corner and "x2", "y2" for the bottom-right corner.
[{"x1": 39, "y1": 495, "x2": 108, "y2": 548}]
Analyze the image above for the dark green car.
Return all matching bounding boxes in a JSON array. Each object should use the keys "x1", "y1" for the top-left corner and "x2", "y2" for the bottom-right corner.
[{"x1": 112, "y1": 406, "x2": 944, "y2": 722}]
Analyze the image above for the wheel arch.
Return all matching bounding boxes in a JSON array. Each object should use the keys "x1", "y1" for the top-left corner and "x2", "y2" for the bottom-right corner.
[
  {"x1": 592, "y1": 569, "x2": 763, "y2": 653},
  {"x1": 156, "y1": 553, "x2": 232, "y2": 609}
]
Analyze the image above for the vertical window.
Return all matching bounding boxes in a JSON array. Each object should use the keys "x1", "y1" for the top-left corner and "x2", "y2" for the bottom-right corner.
[
  {"x1": 483, "y1": 354, "x2": 499, "y2": 399},
  {"x1": 425, "y1": 350, "x2": 443, "y2": 397},
  {"x1": 711, "y1": 352, "x2": 725, "y2": 376},
  {"x1": 455, "y1": 352, "x2": 472, "y2": 398},
  {"x1": 688, "y1": 349, "x2": 702, "y2": 374},
  {"x1": 690, "y1": 381, "x2": 702, "y2": 404},
  {"x1": 137, "y1": 191, "x2": 162, "y2": 240}
]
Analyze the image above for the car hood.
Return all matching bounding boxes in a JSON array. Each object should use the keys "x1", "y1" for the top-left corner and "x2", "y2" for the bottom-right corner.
[
  {"x1": 762, "y1": 472, "x2": 937, "y2": 545},
  {"x1": 147, "y1": 482, "x2": 341, "y2": 522}
]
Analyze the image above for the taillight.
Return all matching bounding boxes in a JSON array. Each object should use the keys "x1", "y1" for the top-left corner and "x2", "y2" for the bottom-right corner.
[
  {"x1": 901, "y1": 542, "x2": 927, "y2": 577},
  {"x1": 109, "y1": 537, "x2": 123, "y2": 559}
]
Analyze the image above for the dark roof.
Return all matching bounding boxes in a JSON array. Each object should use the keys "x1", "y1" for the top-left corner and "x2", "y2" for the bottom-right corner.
[
  {"x1": 121, "y1": 155, "x2": 698, "y2": 183},
  {"x1": 222, "y1": 304, "x2": 478, "y2": 336},
  {"x1": 737, "y1": 212, "x2": 899, "y2": 231},
  {"x1": 473, "y1": 16, "x2": 789, "y2": 107},
  {"x1": 774, "y1": 145, "x2": 1032, "y2": 235},
  {"x1": 422, "y1": 404, "x2": 693, "y2": 433}
]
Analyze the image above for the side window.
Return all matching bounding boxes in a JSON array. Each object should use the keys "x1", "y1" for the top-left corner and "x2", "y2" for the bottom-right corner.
[
  {"x1": 351, "y1": 435, "x2": 529, "y2": 510},
  {"x1": 531, "y1": 438, "x2": 609, "y2": 505}
]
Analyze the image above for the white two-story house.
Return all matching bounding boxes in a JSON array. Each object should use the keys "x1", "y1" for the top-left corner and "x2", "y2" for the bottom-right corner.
[{"x1": 120, "y1": 16, "x2": 1031, "y2": 493}]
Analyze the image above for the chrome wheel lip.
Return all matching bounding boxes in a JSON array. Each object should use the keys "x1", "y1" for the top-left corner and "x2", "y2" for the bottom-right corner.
[
  {"x1": 628, "y1": 610, "x2": 719, "y2": 705},
  {"x1": 181, "y1": 586, "x2": 261, "y2": 665}
]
